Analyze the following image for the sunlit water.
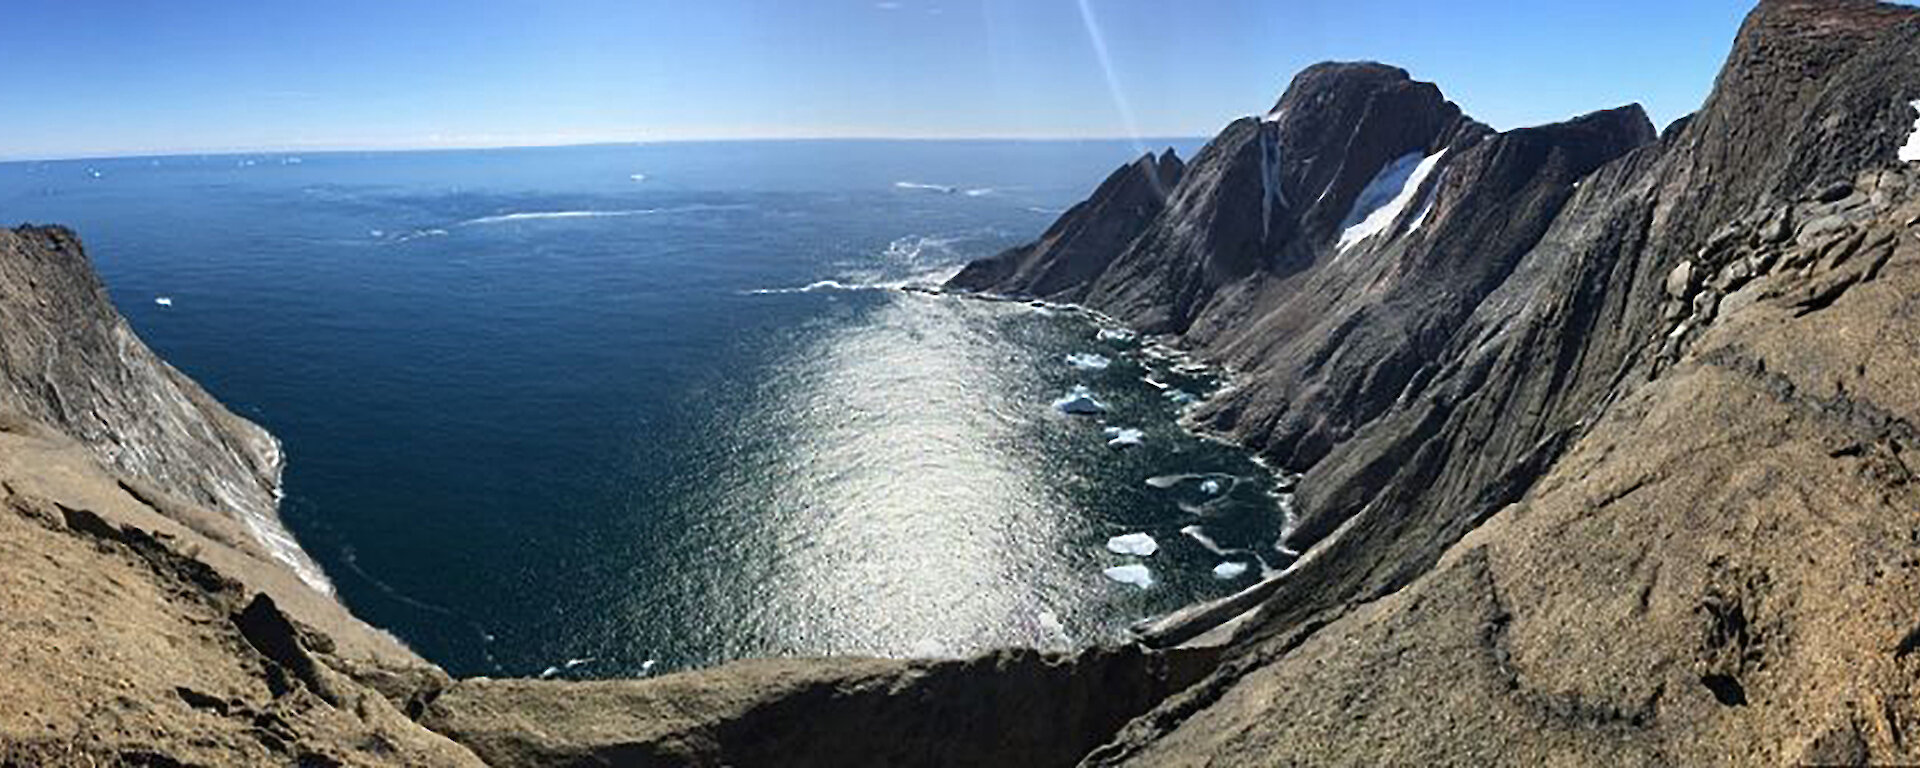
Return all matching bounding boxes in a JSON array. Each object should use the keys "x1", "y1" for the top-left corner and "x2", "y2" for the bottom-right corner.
[{"x1": 0, "y1": 141, "x2": 1289, "y2": 677}]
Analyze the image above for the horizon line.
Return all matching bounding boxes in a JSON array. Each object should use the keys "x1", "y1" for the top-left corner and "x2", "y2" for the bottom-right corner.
[{"x1": 0, "y1": 133, "x2": 1217, "y2": 165}]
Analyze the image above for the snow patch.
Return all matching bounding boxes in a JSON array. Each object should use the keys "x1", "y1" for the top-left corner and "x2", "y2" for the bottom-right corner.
[
  {"x1": 1106, "y1": 532, "x2": 1159, "y2": 556},
  {"x1": 1901, "y1": 100, "x2": 1920, "y2": 163},
  {"x1": 1103, "y1": 563, "x2": 1154, "y2": 589},
  {"x1": 1336, "y1": 149, "x2": 1449, "y2": 253}
]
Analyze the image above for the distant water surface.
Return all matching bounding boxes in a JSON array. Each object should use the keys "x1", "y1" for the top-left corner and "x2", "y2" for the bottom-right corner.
[{"x1": 0, "y1": 140, "x2": 1294, "y2": 677}]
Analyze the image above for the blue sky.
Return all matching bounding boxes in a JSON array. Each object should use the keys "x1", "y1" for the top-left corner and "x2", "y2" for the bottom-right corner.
[{"x1": 0, "y1": 1, "x2": 1819, "y2": 159}]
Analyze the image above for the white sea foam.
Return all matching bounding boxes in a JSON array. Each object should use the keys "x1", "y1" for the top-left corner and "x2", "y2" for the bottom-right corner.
[
  {"x1": 1053, "y1": 385, "x2": 1107, "y2": 415},
  {"x1": 1104, "y1": 426, "x2": 1145, "y2": 449},
  {"x1": 457, "y1": 204, "x2": 744, "y2": 227},
  {"x1": 1213, "y1": 561, "x2": 1250, "y2": 579},
  {"x1": 963, "y1": 188, "x2": 994, "y2": 197},
  {"x1": 1103, "y1": 563, "x2": 1154, "y2": 589},
  {"x1": 1337, "y1": 149, "x2": 1448, "y2": 253},
  {"x1": 1066, "y1": 353, "x2": 1111, "y2": 370},
  {"x1": 1902, "y1": 100, "x2": 1920, "y2": 163},
  {"x1": 894, "y1": 181, "x2": 957, "y2": 194},
  {"x1": 1107, "y1": 532, "x2": 1159, "y2": 556}
]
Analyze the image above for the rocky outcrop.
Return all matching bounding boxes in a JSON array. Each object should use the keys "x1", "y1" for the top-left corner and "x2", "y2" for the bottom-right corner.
[
  {"x1": 0, "y1": 225, "x2": 329, "y2": 593},
  {"x1": 422, "y1": 646, "x2": 1215, "y2": 768},
  {"x1": 946, "y1": 149, "x2": 1184, "y2": 299}
]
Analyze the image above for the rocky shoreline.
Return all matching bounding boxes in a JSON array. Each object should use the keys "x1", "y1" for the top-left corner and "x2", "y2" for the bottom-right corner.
[{"x1": 7, "y1": 0, "x2": 1920, "y2": 765}]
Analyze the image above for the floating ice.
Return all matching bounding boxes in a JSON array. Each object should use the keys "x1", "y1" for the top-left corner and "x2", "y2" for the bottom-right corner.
[
  {"x1": 563, "y1": 657, "x2": 595, "y2": 669},
  {"x1": 1180, "y1": 525, "x2": 1226, "y2": 555},
  {"x1": 1037, "y1": 610, "x2": 1068, "y2": 641},
  {"x1": 1065, "y1": 353, "x2": 1111, "y2": 370},
  {"x1": 87, "y1": 168, "x2": 103, "y2": 179},
  {"x1": 1213, "y1": 561, "x2": 1250, "y2": 580},
  {"x1": 1337, "y1": 149, "x2": 1449, "y2": 253},
  {"x1": 153, "y1": 297, "x2": 173, "y2": 307},
  {"x1": 1141, "y1": 376, "x2": 1169, "y2": 390},
  {"x1": 1199, "y1": 478, "x2": 1222, "y2": 495},
  {"x1": 640, "y1": 659, "x2": 658, "y2": 675},
  {"x1": 1164, "y1": 389, "x2": 1199, "y2": 405},
  {"x1": 1103, "y1": 563, "x2": 1154, "y2": 589},
  {"x1": 629, "y1": 173, "x2": 648, "y2": 182},
  {"x1": 1104, "y1": 427, "x2": 1145, "y2": 449},
  {"x1": 1053, "y1": 385, "x2": 1108, "y2": 415},
  {"x1": 1902, "y1": 100, "x2": 1920, "y2": 163},
  {"x1": 1097, "y1": 327, "x2": 1137, "y2": 344},
  {"x1": 1107, "y1": 532, "x2": 1159, "y2": 556},
  {"x1": 537, "y1": 666, "x2": 562, "y2": 679},
  {"x1": 907, "y1": 638, "x2": 947, "y2": 658},
  {"x1": 963, "y1": 188, "x2": 994, "y2": 197}
]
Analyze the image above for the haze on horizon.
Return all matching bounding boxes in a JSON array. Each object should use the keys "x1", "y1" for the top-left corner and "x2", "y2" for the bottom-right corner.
[{"x1": 0, "y1": 0, "x2": 1846, "y2": 161}]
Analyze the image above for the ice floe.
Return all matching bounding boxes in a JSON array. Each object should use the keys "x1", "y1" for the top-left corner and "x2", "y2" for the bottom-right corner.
[
  {"x1": 1065, "y1": 352, "x2": 1111, "y2": 370},
  {"x1": 1902, "y1": 100, "x2": 1920, "y2": 163},
  {"x1": 629, "y1": 173, "x2": 648, "y2": 182},
  {"x1": 153, "y1": 296, "x2": 173, "y2": 307},
  {"x1": 1213, "y1": 561, "x2": 1250, "y2": 580},
  {"x1": 1103, "y1": 563, "x2": 1154, "y2": 589},
  {"x1": 1107, "y1": 532, "x2": 1159, "y2": 556},
  {"x1": 1164, "y1": 389, "x2": 1199, "y2": 405},
  {"x1": 1104, "y1": 426, "x2": 1145, "y2": 449},
  {"x1": 1097, "y1": 327, "x2": 1137, "y2": 344},
  {"x1": 1337, "y1": 149, "x2": 1449, "y2": 253},
  {"x1": 1053, "y1": 385, "x2": 1108, "y2": 415},
  {"x1": 1198, "y1": 478, "x2": 1222, "y2": 495}
]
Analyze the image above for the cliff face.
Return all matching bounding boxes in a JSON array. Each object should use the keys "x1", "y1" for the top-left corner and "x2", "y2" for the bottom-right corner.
[
  {"x1": 0, "y1": 225, "x2": 328, "y2": 592},
  {"x1": 959, "y1": 0, "x2": 1920, "y2": 763},
  {"x1": 11, "y1": 1, "x2": 1920, "y2": 765}
]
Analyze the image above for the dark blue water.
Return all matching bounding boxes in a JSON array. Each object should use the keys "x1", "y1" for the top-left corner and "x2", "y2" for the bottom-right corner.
[{"x1": 0, "y1": 141, "x2": 1291, "y2": 678}]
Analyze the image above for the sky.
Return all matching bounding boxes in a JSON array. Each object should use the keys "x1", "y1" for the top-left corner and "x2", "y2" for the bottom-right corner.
[{"x1": 0, "y1": 0, "x2": 1839, "y2": 160}]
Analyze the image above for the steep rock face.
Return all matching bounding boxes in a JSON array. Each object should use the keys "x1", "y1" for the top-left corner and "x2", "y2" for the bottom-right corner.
[
  {"x1": 0, "y1": 225, "x2": 329, "y2": 592},
  {"x1": 1077, "y1": 0, "x2": 1920, "y2": 763},
  {"x1": 947, "y1": 150, "x2": 1183, "y2": 300},
  {"x1": 423, "y1": 646, "x2": 1216, "y2": 768}
]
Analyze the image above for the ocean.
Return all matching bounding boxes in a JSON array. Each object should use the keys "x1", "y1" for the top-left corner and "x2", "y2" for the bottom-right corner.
[{"x1": 0, "y1": 140, "x2": 1292, "y2": 678}]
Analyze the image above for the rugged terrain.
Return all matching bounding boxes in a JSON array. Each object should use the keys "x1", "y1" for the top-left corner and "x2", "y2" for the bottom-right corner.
[{"x1": 7, "y1": 0, "x2": 1920, "y2": 765}]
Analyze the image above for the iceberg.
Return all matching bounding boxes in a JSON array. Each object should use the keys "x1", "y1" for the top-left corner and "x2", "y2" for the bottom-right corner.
[
  {"x1": 153, "y1": 297, "x2": 173, "y2": 307},
  {"x1": 1065, "y1": 353, "x2": 1111, "y2": 370},
  {"x1": 1213, "y1": 561, "x2": 1250, "y2": 580},
  {"x1": 1104, "y1": 426, "x2": 1144, "y2": 449},
  {"x1": 1052, "y1": 385, "x2": 1107, "y2": 415},
  {"x1": 1106, "y1": 532, "x2": 1159, "y2": 556},
  {"x1": 1199, "y1": 478, "x2": 1222, "y2": 495},
  {"x1": 1102, "y1": 563, "x2": 1154, "y2": 589}
]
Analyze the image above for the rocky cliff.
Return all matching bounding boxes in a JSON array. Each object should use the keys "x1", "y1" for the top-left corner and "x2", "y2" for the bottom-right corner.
[{"x1": 10, "y1": 0, "x2": 1920, "y2": 765}]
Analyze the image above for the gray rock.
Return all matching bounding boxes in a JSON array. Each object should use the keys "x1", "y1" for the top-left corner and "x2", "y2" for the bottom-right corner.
[{"x1": 1666, "y1": 260, "x2": 1697, "y2": 299}]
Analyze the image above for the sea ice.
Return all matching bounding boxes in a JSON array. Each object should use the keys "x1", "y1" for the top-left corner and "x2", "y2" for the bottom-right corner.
[
  {"x1": 1052, "y1": 385, "x2": 1108, "y2": 415},
  {"x1": 1103, "y1": 563, "x2": 1154, "y2": 589},
  {"x1": 1337, "y1": 149, "x2": 1449, "y2": 253},
  {"x1": 1097, "y1": 327, "x2": 1137, "y2": 344},
  {"x1": 1902, "y1": 100, "x2": 1920, "y2": 163},
  {"x1": 1106, "y1": 532, "x2": 1159, "y2": 556},
  {"x1": 1164, "y1": 389, "x2": 1199, "y2": 405},
  {"x1": 1104, "y1": 426, "x2": 1145, "y2": 448},
  {"x1": 1065, "y1": 353, "x2": 1111, "y2": 370},
  {"x1": 1199, "y1": 478, "x2": 1222, "y2": 495},
  {"x1": 154, "y1": 297, "x2": 173, "y2": 307},
  {"x1": 629, "y1": 173, "x2": 648, "y2": 181},
  {"x1": 1213, "y1": 561, "x2": 1250, "y2": 580}
]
